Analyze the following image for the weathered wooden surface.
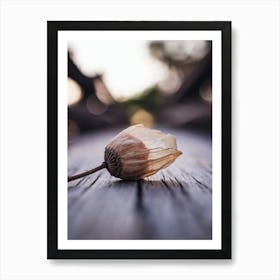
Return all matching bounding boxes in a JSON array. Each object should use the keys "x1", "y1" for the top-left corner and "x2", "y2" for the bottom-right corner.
[{"x1": 68, "y1": 127, "x2": 212, "y2": 239}]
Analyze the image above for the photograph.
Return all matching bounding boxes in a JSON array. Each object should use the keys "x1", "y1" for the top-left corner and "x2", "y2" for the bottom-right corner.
[
  {"x1": 48, "y1": 21, "x2": 231, "y2": 259},
  {"x1": 2, "y1": 0, "x2": 280, "y2": 278}
]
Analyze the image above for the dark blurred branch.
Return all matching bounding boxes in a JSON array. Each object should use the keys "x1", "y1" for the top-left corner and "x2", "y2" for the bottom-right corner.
[
  {"x1": 68, "y1": 52, "x2": 128, "y2": 135},
  {"x1": 68, "y1": 52, "x2": 99, "y2": 99}
]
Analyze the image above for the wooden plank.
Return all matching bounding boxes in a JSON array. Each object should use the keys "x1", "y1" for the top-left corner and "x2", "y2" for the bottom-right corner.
[{"x1": 68, "y1": 127, "x2": 212, "y2": 240}]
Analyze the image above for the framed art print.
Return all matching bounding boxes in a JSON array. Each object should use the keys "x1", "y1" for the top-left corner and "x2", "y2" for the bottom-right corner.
[{"x1": 47, "y1": 21, "x2": 231, "y2": 259}]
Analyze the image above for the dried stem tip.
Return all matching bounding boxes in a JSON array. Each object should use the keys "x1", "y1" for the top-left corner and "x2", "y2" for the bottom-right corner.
[{"x1": 68, "y1": 163, "x2": 106, "y2": 182}]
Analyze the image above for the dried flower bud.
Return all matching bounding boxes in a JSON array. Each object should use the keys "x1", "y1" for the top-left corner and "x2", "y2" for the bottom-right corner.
[{"x1": 104, "y1": 124, "x2": 182, "y2": 180}]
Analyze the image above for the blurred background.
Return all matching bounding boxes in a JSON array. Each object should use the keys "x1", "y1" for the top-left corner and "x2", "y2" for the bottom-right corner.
[{"x1": 68, "y1": 40, "x2": 212, "y2": 143}]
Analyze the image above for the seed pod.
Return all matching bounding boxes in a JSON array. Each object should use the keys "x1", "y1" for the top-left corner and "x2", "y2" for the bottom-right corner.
[
  {"x1": 68, "y1": 124, "x2": 182, "y2": 182},
  {"x1": 104, "y1": 124, "x2": 182, "y2": 180}
]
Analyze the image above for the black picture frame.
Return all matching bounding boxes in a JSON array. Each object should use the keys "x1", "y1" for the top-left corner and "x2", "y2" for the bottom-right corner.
[{"x1": 47, "y1": 21, "x2": 231, "y2": 259}]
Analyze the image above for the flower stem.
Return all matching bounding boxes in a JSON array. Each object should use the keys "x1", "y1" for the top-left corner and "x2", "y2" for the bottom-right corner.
[{"x1": 68, "y1": 162, "x2": 106, "y2": 182}]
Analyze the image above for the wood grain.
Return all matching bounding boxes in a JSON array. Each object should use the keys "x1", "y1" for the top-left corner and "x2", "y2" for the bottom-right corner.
[{"x1": 68, "y1": 127, "x2": 212, "y2": 240}]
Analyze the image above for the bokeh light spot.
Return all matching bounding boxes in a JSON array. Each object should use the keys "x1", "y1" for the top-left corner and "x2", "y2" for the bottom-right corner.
[
  {"x1": 130, "y1": 109, "x2": 154, "y2": 127},
  {"x1": 68, "y1": 78, "x2": 83, "y2": 107}
]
